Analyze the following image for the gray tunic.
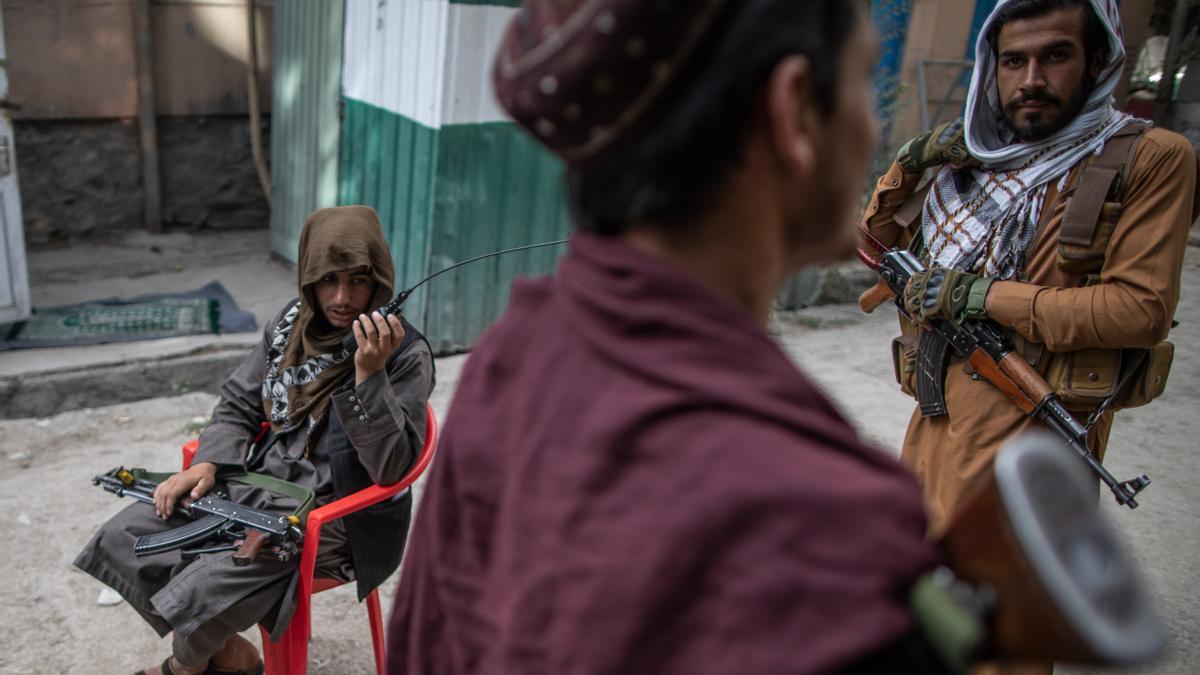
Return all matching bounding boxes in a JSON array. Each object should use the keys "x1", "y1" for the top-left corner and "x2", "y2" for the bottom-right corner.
[{"x1": 74, "y1": 307, "x2": 434, "y2": 664}]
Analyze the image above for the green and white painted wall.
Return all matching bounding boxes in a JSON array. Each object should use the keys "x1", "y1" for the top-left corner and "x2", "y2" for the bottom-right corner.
[{"x1": 338, "y1": 0, "x2": 568, "y2": 353}]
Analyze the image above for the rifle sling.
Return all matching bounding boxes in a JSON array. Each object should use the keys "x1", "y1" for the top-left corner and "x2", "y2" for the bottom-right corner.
[
  {"x1": 225, "y1": 472, "x2": 315, "y2": 518},
  {"x1": 123, "y1": 468, "x2": 315, "y2": 518}
]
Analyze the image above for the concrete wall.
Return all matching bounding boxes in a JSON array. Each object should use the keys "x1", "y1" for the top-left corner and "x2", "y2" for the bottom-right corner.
[
  {"x1": 1, "y1": 0, "x2": 274, "y2": 246},
  {"x1": 2, "y1": 0, "x2": 273, "y2": 119},
  {"x1": 15, "y1": 117, "x2": 270, "y2": 245}
]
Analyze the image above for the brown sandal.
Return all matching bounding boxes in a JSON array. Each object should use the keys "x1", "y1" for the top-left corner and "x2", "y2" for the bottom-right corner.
[{"x1": 204, "y1": 661, "x2": 264, "y2": 675}]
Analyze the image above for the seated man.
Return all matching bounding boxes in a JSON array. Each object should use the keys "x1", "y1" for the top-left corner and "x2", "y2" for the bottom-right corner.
[{"x1": 76, "y1": 206, "x2": 434, "y2": 675}]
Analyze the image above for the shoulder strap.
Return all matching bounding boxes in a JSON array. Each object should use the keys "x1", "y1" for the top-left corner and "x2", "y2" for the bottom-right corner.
[
  {"x1": 123, "y1": 467, "x2": 316, "y2": 517},
  {"x1": 895, "y1": 175, "x2": 936, "y2": 229},
  {"x1": 1059, "y1": 121, "x2": 1151, "y2": 246}
]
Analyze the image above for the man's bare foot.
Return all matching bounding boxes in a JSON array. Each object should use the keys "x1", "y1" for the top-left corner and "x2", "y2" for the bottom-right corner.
[{"x1": 207, "y1": 633, "x2": 263, "y2": 673}]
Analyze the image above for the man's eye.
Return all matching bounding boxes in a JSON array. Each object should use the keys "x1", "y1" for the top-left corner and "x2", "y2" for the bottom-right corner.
[
  {"x1": 352, "y1": 277, "x2": 369, "y2": 285},
  {"x1": 1047, "y1": 51, "x2": 1067, "y2": 62},
  {"x1": 1004, "y1": 57, "x2": 1024, "y2": 68}
]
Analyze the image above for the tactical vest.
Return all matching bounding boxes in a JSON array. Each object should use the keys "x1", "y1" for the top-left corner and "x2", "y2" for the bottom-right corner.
[{"x1": 890, "y1": 121, "x2": 1173, "y2": 415}]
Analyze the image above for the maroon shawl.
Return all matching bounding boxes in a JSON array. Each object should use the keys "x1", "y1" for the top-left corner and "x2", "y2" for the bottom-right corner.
[{"x1": 389, "y1": 234, "x2": 936, "y2": 674}]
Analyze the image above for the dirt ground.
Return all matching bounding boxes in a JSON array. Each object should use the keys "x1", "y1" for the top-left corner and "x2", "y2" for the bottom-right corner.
[{"x1": 1, "y1": 246, "x2": 1197, "y2": 674}]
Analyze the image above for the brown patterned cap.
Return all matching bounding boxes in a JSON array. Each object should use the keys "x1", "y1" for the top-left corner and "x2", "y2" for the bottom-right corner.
[{"x1": 493, "y1": 0, "x2": 730, "y2": 165}]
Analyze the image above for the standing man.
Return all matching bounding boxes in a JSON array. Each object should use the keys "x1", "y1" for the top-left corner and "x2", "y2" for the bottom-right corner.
[
  {"x1": 863, "y1": 0, "x2": 1197, "y2": 533},
  {"x1": 388, "y1": 2, "x2": 945, "y2": 674}
]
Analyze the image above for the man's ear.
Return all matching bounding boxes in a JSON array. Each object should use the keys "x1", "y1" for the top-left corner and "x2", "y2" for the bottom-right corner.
[{"x1": 763, "y1": 55, "x2": 818, "y2": 178}]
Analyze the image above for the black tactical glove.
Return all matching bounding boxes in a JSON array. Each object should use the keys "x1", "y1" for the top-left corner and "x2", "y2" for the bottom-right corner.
[
  {"x1": 903, "y1": 266, "x2": 993, "y2": 323},
  {"x1": 897, "y1": 119, "x2": 972, "y2": 175}
]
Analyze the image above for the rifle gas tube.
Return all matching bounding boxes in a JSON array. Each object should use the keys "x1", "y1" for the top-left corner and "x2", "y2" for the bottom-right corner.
[
  {"x1": 93, "y1": 468, "x2": 303, "y2": 564},
  {"x1": 857, "y1": 230, "x2": 1151, "y2": 509},
  {"x1": 340, "y1": 239, "x2": 569, "y2": 352}
]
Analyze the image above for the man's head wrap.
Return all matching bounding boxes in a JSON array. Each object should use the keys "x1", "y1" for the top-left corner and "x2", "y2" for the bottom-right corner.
[
  {"x1": 492, "y1": 0, "x2": 729, "y2": 166},
  {"x1": 922, "y1": 0, "x2": 1133, "y2": 280},
  {"x1": 964, "y1": 0, "x2": 1127, "y2": 167},
  {"x1": 262, "y1": 206, "x2": 394, "y2": 431}
]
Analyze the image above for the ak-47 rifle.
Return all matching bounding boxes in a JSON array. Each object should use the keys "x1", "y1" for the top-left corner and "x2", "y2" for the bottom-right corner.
[
  {"x1": 856, "y1": 228, "x2": 1151, "y2": 509},
  {"x1": 93, "y1": 467, "x2": 304, "y2": 565}
]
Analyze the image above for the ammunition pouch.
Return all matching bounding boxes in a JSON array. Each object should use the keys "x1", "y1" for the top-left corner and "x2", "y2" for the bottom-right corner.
[
  {"x1": 891, "y1": 316, "x2": 922, "y2": 398},
  {"x1": 1120, "y1": 341, "x2": 1174, "y2": 409},
  {"x1": 1026, "y1": 339, "x2": 1174, "y2": 412},
  {"x1": 1055, "y1": 120, "x2": 1149, "y2": 275},
  {"x1": 1057, "y1": 200, "x2": 1121, "y2": 274},
  {"x1": 1043, "y1": 347, "x2": 1122, "y2": 410}
]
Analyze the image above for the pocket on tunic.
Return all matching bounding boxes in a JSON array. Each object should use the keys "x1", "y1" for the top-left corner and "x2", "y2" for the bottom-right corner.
[{"x1": 1044, "y1": 348, "x2": 1121, "y2": 410}]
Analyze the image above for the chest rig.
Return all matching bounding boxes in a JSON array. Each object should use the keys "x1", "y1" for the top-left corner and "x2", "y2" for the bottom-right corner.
[{"x1": 891, "y1": 121, "x2": 1159, "y2": 418}]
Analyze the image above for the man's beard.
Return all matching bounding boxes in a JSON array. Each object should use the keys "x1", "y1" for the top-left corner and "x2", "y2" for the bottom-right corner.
[{"x1": 1002, "y1": 76, "x2": 1093, "y2": 143}]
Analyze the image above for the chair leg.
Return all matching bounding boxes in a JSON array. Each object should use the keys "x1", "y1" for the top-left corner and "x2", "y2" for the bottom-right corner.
[
  {"x1": 260, "y1": 625, "x2": 288, "y2": 675},
  {"x1": 261, "y1": 597, "x2": 312, "y2": 675},
  {"x1": 366, "y1": 590, "x2": 386, "y2": 675}
]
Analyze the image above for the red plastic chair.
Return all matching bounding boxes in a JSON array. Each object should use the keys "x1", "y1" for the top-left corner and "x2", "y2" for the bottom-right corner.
[{"x1": 182, "y1": 403, "x2": 439, "y2": 675}]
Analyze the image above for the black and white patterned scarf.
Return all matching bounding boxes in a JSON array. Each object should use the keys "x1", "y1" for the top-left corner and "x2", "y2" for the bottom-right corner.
[
  {"x1": 922, "y1": 0, "x2": 1132, "y2": 279},
  {"x1": 261, "y1": 301, "x2": 351, "y2": 433}
]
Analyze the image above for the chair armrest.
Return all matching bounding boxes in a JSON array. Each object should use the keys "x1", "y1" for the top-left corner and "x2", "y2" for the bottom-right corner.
[
  {"x1": 182, "y1": 439, "x2": 199, "y2": 470},
  {"x1": 306, "y1": 483, "x2": 412, "y2": 529},
  {"x1": 305, "y1": 403, "x2": 439, "y2": 532},
  {"x1": 292, "y1": 403, "x2": 438, "y2": 618},
  {"x1": 180, "y1": 422, "x2": 269, "y2": 471}
]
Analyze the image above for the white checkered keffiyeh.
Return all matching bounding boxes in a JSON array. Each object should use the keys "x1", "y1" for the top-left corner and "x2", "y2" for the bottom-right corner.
[{"x1": 922, "y1": 0, "x2": 1133, "y2": 279}]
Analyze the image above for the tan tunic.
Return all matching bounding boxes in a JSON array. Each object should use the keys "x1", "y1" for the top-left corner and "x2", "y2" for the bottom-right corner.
[{"x1": 863, "y1": 127, "x2": 1198, "y2": 533}]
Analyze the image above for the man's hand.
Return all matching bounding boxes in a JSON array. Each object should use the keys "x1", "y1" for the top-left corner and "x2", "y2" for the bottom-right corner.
[
  {"x1": 353, "y1": 311, "x2": 405, "y2": 385},
  {"x1": 903, "y1": 267, "x2": 993, "y2": 323},
  {"x1": 897, "y1": 119, "x2": 975, "y2": 174},
  {"x1": 152, "y1": 462, "x2": 217, "y2": 519}
]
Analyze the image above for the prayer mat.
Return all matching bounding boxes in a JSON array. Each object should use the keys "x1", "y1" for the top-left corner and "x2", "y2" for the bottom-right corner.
[{"x1": 0, "y1": 280, "x2": 257, "y2": 350}]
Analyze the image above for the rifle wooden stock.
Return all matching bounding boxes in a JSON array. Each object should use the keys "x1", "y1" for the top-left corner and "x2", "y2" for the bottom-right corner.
[
  {"x1": 966, "y1": 350, "x2": 1045, "y2": 415},
  {"x1": 858, "y1": 280, "x2": 895, "y2": 314}
]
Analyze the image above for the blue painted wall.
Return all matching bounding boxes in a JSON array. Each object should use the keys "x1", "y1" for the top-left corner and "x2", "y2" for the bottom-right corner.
[
  {"x1": 871, "y1": 0, "x2": 916, "y2": 140},
  {"x1": 967, "y1": 0, "x2": 1001, "y2": 58}
]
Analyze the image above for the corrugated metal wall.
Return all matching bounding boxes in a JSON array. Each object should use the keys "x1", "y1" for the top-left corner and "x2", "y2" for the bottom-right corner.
[
  {"x1": 339, "y1": 0, "x2": 568, "y2": 353},
  {"x1": 270, "y1": 0, "x2": 345, "y2": 263},
  {"x1": 340, "y1": 0, "x2": 447, "y2": 335}
]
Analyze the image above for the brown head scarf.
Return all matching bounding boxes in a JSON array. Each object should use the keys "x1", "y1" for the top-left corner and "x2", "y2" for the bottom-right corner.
[{"x1": 263, "y1": 206, "x2": 394, "y2": 431}]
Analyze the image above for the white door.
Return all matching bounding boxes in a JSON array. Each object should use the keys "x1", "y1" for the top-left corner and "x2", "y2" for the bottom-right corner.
[{"x1": 0, "y1": 5, "x2": 30, "y2": 324}]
